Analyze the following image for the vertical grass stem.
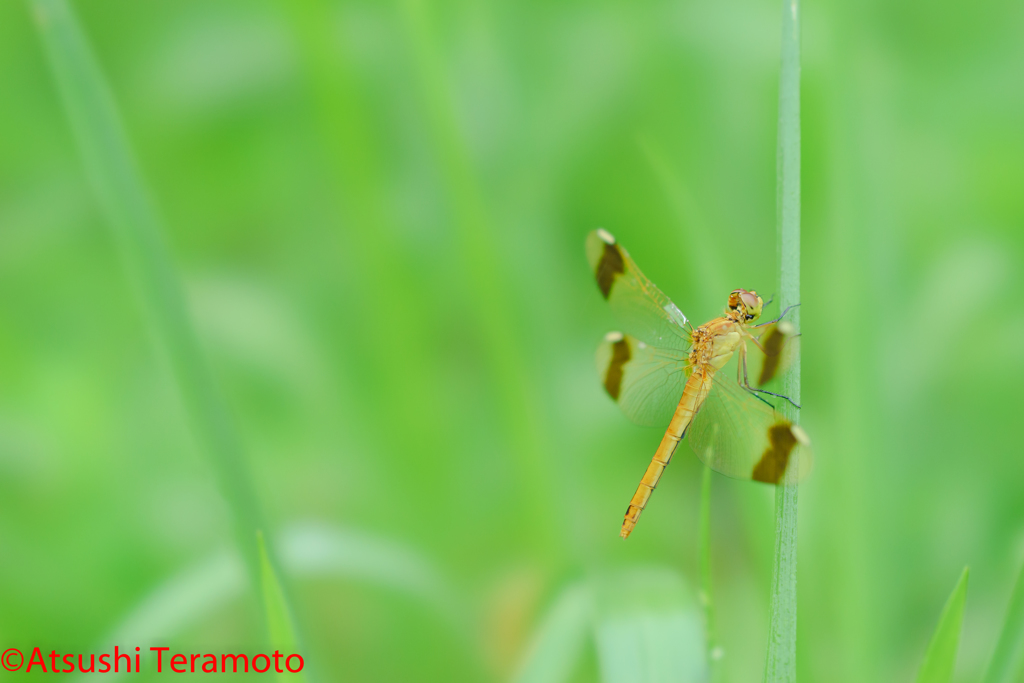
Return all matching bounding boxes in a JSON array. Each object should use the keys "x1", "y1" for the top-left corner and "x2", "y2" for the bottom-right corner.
[
  {"x1": 764, "y1": 0, "x2": 801, "y2": 681},
  {"x1": 698, "y1": 465, "x2": 720, "y2": 681},
  {"x1": 31, "y1": 0, "x2": 269, "y2": 586}
]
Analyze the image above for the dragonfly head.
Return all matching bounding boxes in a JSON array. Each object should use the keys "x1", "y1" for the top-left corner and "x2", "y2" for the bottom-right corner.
[{"x1": 729, "y1": 289, "x2": 764, "y2": 322}]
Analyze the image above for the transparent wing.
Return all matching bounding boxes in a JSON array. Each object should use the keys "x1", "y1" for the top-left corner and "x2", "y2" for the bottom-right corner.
[
  {"x1": 596, "y1": 332, "x2": 690, "y2": 427},
  {"x1": 688, "y1": 369, "x2": 811, "y2": 484},
  {"x1": 747, "y1": 320, "x2": 799, "y2": 387},
  {"x1": 586, "y1": 229, "x2": 691, "y2": 352}
]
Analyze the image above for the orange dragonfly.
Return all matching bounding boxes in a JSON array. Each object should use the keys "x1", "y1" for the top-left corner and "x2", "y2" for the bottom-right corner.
[{"x1": 586, "y1": 229, "x2": 811, "y2": 538}]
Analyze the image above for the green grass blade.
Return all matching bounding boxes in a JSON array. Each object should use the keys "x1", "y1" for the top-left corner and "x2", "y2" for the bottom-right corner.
[
  {"x1": 398, "y1": 0, "x2": 559, "y2": 551},
  {"x1": 914, "y1": 567, "x2": 970, "y2": 683},
  {"x1": 71, "y1": 552, "x2": 245, "y2": 683},
  {"x1": 636, "y1": 134, "x2": 728, "y2": 297},
  {"x1": 29, "y1": 0, "x2": 267, "y2": 580},
  {"x1": 107, "y1": 551, "x2": 245, "y2": 647},
  {"x1": 593, "y1": 567, "x2": 707, "y2": 683},
  {"x1": 982, "y1": 562, "x2": 1024, "y2": 683},
  {"x1": 82, "y1": 523, "x2": 464, "y2": 683},
  {"x1": 763, "y1": 0, "x2": 802, "y2": 681},
  {"x1": 698, "y1": 466, "x2": 721, "y2": 681},
  {"x1": 257, "y1": 532, "x2": 307, "y2": 683},
  {"x1": 512, "y1": 581, "x2": 594, "y2": 683},
  {"x1": 638, "y1": 52, "x2": 727, "y2": 683},
  {"x1": 279, "y1": 522, "x2": 467, "y2": 629}
]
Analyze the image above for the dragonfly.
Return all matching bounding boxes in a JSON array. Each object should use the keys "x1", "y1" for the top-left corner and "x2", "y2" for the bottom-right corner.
[{"x1": 586, "y1": 229, "x2": 811, "y2": 539}]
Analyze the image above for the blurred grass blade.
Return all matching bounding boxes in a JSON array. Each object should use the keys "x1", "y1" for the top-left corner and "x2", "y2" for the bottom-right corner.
[
  {"x1": 81, "y1": 523, "x2": 464, "y2": 683},
  {"x1": 593, "y1": 567, "x2": 707, "y2": 683},
  {"x1": 637, "y1": 134, "x2": 727, "y2": 296},
  {"x1": 257, "y1": 531, "x2": 307, "y2": 683},
  {"x1": 107, "y1": 550, "x2": 246, "y2": 646},
  {"x1": 512, "y1": 581, "x2": 594, "y2": 683},
  {"x1": 698, "y1": 466, "x2": 721, "y2": 681},
  {"x1": 914, "y1": 567, "x2": 969, "y2": 683},
  {"x1": 75, "y1": 551, "x2": 246, "y2": 683},
  {"x1": 763, "y1": 0, "x2": 802, "y2": 681},
  {"x1": 982, "y1": 562, "x2": 1024, "y2": 683},
  {"x1": 278, "y1": 521, "x2": 489, "y2": 682},
  {"x1": 29, "y1": 0, "x2": 267, "y2": 578},
  {"x1": 399, "y1": 0, "x2": 559, "y2": 550},
  {"x1": 280, "y1": 521, "x2": 465, "y2": 627}
]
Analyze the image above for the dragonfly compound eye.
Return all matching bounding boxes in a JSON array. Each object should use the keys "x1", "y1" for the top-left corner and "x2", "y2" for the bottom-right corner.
[{"x1": 734, "y1": 289, "x2": 763, "y2": 321}]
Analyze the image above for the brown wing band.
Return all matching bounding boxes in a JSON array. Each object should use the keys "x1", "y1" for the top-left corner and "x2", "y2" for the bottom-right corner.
[
  {"x1": 758, "y1": 326, "x2": 787, "y2": 385},
  {"x1": 595, "y1": 241, "x2": 625, "y2": 299},
  {"x1": 603, "y1": 336, "x2": 631, "y2": 399},
  {"x1": 752, "y1": 423, "x2": 798, "y2": 484}
]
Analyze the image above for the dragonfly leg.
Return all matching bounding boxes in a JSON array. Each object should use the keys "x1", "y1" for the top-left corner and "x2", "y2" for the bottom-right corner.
[
  {"x1": 738, "y1": 345, "x2": 785, "y2": 408},
  {"x1": 744, "y1": 385, "x2": 801, "y2": 410},
  {"x1": 737, "y1": 341, "x2": 747, "y2": 385},
  {"x1": 746, "y1": 333, "x2": 768, "y2": 355},
  {"x1": 754, "y1": 303, "x2": 800, "y2": 328}
]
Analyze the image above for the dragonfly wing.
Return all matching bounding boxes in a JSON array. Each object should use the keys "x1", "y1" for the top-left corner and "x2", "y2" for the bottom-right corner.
[
  {"x1": 688, "y1": 370, "x2": 811, "y2": 484},
  {"x1": 750, "y1": 321, "x2": 799, "y2": 387},
  {"x1": 586, "y1": 229, "x2": 692, "y2": 352},
  {"x1": 596, "y1": 332, "x2": 690, "y2": 427}
]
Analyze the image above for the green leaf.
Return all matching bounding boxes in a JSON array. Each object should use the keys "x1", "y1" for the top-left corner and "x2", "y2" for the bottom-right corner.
[
  {"x1": 982, "y1": 561, "x2": 1024, "y2": 683},
  {"x1": 914, "y1": 567, "x2": 970, "y2": 683},
  {"x1": 279, "y1": 522, "x2": 466, "y2": 628},
  {"x1": 257, "y1": 531, "x2": 307, "y2": 683},
  {"x1": 81, "y1": 523, "x2": 465, "y2": 683},
  {"x1": 106, "y1": 551, "x2": 246, "y2": 648},
  {"x1": 512, "y1": 581, "x2": 594, "y2": 683},
  {"x1": 593, "y1": 567, "x2": 707, "y2": 683},
  {"x1": 512, "y1": 567, "x2": 707, "y2": 683}
]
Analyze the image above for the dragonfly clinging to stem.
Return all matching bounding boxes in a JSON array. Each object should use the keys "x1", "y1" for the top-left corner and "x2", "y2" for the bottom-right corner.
[{"x1": 586, "y1": 229, "x2": 811, "y2": 539}]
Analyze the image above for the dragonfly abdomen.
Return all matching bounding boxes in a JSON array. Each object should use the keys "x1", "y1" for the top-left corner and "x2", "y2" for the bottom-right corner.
[{"x1": 620, "y1": 369, "x2": 713, "y2": 539}]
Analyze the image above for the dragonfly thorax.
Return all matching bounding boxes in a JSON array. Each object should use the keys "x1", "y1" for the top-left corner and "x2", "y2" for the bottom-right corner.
[
  {"x1": 687, "y1": 327, "x2": 714, "y2": 368},
  {"x1": 690, "y1": 319, "x2": 744, "y2": 372}
]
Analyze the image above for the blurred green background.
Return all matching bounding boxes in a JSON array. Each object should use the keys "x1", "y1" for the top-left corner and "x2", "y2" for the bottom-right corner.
[{"x1": 2, "y1": 0, "x2": 1023, "y2": 681}]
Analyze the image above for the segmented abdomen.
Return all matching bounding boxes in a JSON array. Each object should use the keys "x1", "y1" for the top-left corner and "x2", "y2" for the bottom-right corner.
[{"x1": 620, "y1": 367, "x2": 714, "y2": 538}]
